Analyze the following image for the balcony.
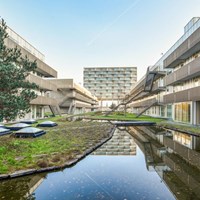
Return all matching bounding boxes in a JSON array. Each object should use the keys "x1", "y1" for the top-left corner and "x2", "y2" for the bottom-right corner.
[
  {"x1": 27, "y1": 74, "x2": 57, "y2": 91},
  {"x1": 164, "y1": 27, "x2": 200, "y2": 68},
  {"x1": 73, "y1": 93, "x2": 96, "y2": 104},
  {"x1": 75, "y1": 102, "x2": 96, "y2": 108},
  {"x1": 126, "y1": 80, "x2": 165, "y2": 103},
  {"x1": 163, "y1": 85, "x2": 200, "y2": 103},
  {"x1": 152, "y1": 82, "x2": 166, "y2": 93},
  {"x1": 164, "y1": 56, "x2": 200, "y2": 86},
  {"x1": 131, "y1": 97, "x2": 157, "y2": 108},
  {"x1": 5, "y1": 38, "x2": 57, "y2": 78},
  {"x1": 31, "y1": 96, "x2": 58, "y2": 106}
]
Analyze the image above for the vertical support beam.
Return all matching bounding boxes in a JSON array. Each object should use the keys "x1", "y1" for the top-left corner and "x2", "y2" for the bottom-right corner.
[
  {"x1": 193, "y1": 136, "x2": 200, "y2": 150},
  {"x1": 33, "y1": 105, "x2": 36, "y2": 119},
  {"x1": 124, "y1": 104, "x2": 126, "y2": 116},
  {"x1": 41, "y1": 106, "x2": 44, "y2": 118},
  {"x1": 196, "y1": 101, "x2": 200, "y2": 125},
  {"x1": 192, "y1": 101, "x2": 196, "y2": 125},
  {"x1": 172, "y1": 104, "x2": 175, "y2": 121}
]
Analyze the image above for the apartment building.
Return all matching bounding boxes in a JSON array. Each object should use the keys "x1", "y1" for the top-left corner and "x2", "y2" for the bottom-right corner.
[
  {"x1": 128, "y1": 126, "x2": 200, "y2": 199},
  {"x1": 46, "y1": 79, "x2": 98, "y2": 114},
  {"x1": 5, "y1": 26, "x2": 58, "y2": 120},
  {"x1": 127, "y1": 17, "x2": 200, "y2": 125},
  {"x1": 4, "y1": 26, "x2": 99, "y2": 119},
  {"x1": 83, "y1": 67, "x2": 137, "y2": 101},
  {"x1": 163, "y1": 17, "x2": 200, "y2": 125}
]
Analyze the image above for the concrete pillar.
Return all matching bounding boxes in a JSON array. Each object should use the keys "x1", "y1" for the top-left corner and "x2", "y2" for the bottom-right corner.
[
  {"x1": 41, "y1": 106, "x2": 44, "y2": 118},
  {"x1": 196, "y1": 101, "x2": 200, "y2": 125},
  {"x1": 172, "y1": 104, "x2": 175, "y2": 121},
  {"x1": 34, "y1": 105, "x2": 37, "y2": 119},
  {"x1": 124, "y1": 105, "x2": 126, "y2": 116},
  {"x1": 192, "y1": 101, "x2": 196, "y2": 125},
  {"x1": 192, "y1": 136, "x2": 200, "y2": 150}
]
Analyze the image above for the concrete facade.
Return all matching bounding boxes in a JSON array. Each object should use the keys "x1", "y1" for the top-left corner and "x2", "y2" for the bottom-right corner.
[
  {"x1": 83, "y1": 67, "x2": 137, "y2": 101},
  {"x1": 127, "y1": 17, "x2": 200, "y2": 125},
  {"x1": 93, "y1": 128, "x2": 136, "y2": 155},
  {"x1": 46, "y1": 79, "x2": 98, "y2": 115},
  {"x1": 4, "y1": 26, "x2": 99, "y2": 119},
  {"x1": 4, "y1": 26, "x2": 58, "y2": 120},
  {"x1": 128, "y1": 126, "x2": 200, "y2": 199}
]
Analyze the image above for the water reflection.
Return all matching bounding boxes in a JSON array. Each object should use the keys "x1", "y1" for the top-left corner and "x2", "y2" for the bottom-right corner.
[
  {"x1": 93, "y1": 128, "x2": 136, "y2": 155},
  {"x1": 0, "y1": 174, "x2": 45, "y2": 200},
  {"x1": 1, "y1": 127, "x2": 200, "y2": 200},
  {"x1": 128, "y1": 126, "x2": 200, "y2": 200}
]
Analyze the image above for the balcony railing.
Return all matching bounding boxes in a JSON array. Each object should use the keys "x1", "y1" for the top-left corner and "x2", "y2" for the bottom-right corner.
[
  {"x1": 7, "y1": 27, "x2": 45, "y2": 61},
  {"x1": 27, "y1": 74, "x2": 57, "y2": 91},
  {"x1": 164, "y1": 56, "x2": 200, "y2": 86},
  {"x1": 131, "y1": 97, "x2": 158, "y2": 108},
  {"x1": 5, "y1": 38, "x2": 57, "y2": 78},
  {"x1": 31, "y1": 96, "x2": 58, "y2": 106},
  {"x1": 164, "y1": 27, "x2": 200, "y2": 68},
  {"x1": 163, "y1": 85, "x2": 200, "y2": 103}
]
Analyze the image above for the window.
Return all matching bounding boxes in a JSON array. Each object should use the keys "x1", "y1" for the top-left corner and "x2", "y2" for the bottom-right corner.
[{"x1": 175, "y1": 102, "x2": 191, "y2": 123}]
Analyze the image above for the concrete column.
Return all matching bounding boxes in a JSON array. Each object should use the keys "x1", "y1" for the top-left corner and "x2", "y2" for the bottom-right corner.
[
  {"x1": 192, "y1": 101, "x2": 196, "y2": 125},
  {"x1": 172, "y1": 104, "x2": 175, "y2": 121},
  {"x1": 41, "y1": 106, "x2": 44, "y2": 118},
  {"x1": 196, "y1": 101, "x2": 200, "y2": 125},
  {"x1": 34, "y1": 106, "x2": 37, "y2": 119},
  {"x1": 124, "y1": 105, "x2": 126, "y2": 116},
  {"x1": 192, "y1": 136, "x2": 200, "y2": 150}
]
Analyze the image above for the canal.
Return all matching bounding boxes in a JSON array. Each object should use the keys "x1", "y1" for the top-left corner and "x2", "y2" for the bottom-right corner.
[{"x1": 0, "y1": 126, "x2": 200, "y2": 200}]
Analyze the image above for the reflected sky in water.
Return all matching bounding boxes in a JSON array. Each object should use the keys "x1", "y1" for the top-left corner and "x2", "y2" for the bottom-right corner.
[
  {"x1": 31, "y1": 147, "x2": 174, "y2": 200},
  {"x1": 4, "y1": 127, "x2": 200, "y2": 200}
]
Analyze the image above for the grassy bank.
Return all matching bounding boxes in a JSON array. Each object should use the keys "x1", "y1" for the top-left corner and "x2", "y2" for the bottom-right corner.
[
  {"x1": 82, "y1": 111, "x2": 165, "y2": 123},
  {"x1": 0, "y1": 117, "x2": 113, "y2": 174},
  {"x1": 83, "y1": 112, "x2": 200, "y2": 135},
  {"x1": 158, "y1": 121, "x2": 200, "y2": 135}
]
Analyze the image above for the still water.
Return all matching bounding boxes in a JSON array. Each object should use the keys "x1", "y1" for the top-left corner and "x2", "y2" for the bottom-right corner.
[{"x1": 0, "y1": 126, "x2": 200, "y2": 200}]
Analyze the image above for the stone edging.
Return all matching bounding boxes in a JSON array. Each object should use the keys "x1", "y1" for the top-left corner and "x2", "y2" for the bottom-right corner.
[{"x1": 0, "y1": 126, "x2": 116, "y2": 180}]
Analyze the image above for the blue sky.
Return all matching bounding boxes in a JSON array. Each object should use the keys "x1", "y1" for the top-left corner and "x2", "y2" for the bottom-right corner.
[{"x1": 1, "y1": 0, "x2": 200, "y2": 84}]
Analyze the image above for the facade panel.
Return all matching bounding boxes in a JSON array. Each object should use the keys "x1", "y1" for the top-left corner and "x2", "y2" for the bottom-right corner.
[
  {"x1": 5, "y1": 25, "x2": 59, "y2": 120},
  {"x1": 127, "y1": 17, "x2": 200, "y2": 124},
  {"x1": 83, "y1": 67, "x2": 137, "y2": 100}
]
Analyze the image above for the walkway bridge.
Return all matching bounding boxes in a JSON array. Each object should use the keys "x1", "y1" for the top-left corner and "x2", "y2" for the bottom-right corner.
[{"x1": 104, "y1": 67, "x2": 166, "y2": 117}]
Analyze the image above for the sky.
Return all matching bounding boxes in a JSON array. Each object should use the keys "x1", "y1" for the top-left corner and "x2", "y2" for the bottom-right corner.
[{"x1": 1, "y1": 0, "x2": 200, "y2": 84}]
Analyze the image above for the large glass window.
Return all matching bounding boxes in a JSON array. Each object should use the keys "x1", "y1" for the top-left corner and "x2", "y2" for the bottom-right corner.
[
  {"x1": 161, "y1": 106, "x2": 165, "y2": 117},
  {"x1": 167, "y1": 105, "x2": 172, "y2": 118},
  {"x1": 175, "y1": 102, "x2": 191, "y2": 123},
  {"x1": 173, "y1": 132, "x2": 192, "y2": 148}
]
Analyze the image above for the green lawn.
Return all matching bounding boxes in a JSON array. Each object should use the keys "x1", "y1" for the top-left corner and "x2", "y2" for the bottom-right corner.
[
  {"x1": 0, "y1": 117, "x2": 113, "y2": 174},
  {"x1": 84, "y1": 111, "x2": 200, "y2": 135},
  {"x1": 82, "y1": 111, "x2": 165, "y2": 123},
  {"x1": 2, "y1": 113, "x2": 198, "y2": 175},
  {"x1": 158, "y1": 121, "x2": 200, "y2": 135}
]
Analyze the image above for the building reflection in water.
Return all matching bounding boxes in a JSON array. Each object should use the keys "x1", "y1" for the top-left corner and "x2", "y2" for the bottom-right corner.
[
  {"x1": 93, "y1": 128, "x2": 136, "y2": 156},
  {"x1": 128, "y1": 126, "x2": 200, "y2": 200},
  {"x1": 0, "y1": 126, "x2": 200, "y2": 200},
  {"x1": 0, "y1": 174, "x2": 45, "y2": 200}
]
